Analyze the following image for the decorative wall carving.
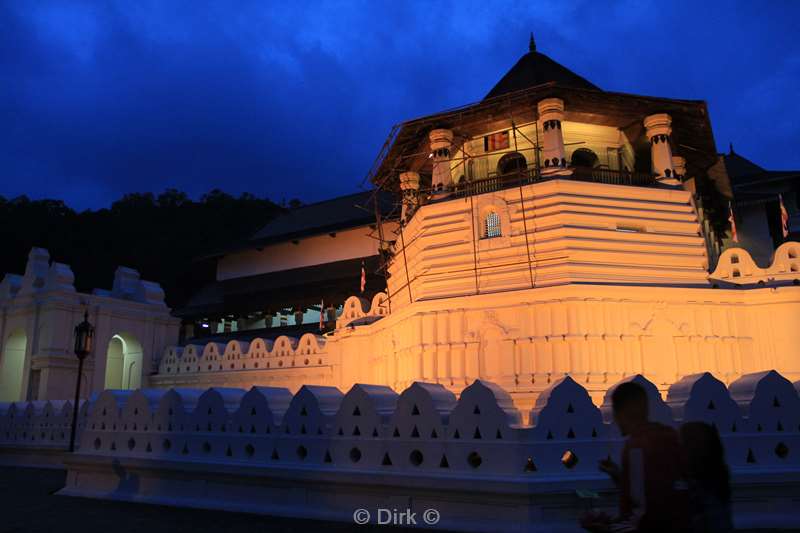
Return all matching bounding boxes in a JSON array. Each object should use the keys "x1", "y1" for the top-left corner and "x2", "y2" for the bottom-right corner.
[{"x1": 710, "y1": 242, "x2": 800, "y2": 286}]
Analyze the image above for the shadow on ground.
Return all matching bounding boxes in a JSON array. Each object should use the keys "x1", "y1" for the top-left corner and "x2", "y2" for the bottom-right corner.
[
  {"x1": 0, "y1": 466, "x2": 445, "y2": 533},
  {"x1": 1, "y1": 466, "x2": 797, "y2": 533}
]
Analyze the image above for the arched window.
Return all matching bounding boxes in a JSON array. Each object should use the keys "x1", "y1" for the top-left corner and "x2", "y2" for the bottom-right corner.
[
  {"x1": 484, "y1": 212, "x2": 501, "y2": 238},
  {"x1": 497, "y1": 152, "x2": 527, "y2": 176},
  {"x1": 0, "y1": 330, "x2": 27, "y2": 401},
  {"x1": 104, "y1": 333, "x2": 144, "y2": 390},
  {"x1": 571, "y1": 148, "x2": 598, "y2": 168}
]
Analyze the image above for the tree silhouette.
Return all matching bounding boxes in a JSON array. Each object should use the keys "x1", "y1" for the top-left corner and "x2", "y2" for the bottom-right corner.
[{"x1": 0, "y1": 190, "x2": 287, "y2": 310}]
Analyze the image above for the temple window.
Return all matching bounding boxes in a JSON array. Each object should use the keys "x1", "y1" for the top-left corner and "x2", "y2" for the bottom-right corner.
[
  {"x1": 484, "y1": 212, "x2": 501, "y2": 238},
  {"x1": 571, "y1": 148, "x2": 599, "y2": 168},
  {"x1": 497, "y1": 152, "x2": 527, "y2": 177}
]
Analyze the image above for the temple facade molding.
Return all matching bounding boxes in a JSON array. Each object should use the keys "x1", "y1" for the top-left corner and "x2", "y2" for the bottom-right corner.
[{"x1": 388, "y1": 178, "x2": 710, "y2": 309}]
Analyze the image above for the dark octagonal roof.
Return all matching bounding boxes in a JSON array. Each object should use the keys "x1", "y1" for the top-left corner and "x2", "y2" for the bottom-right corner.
[{"x1": 485, "y1": 49, "x2": 600, "y2": 100}]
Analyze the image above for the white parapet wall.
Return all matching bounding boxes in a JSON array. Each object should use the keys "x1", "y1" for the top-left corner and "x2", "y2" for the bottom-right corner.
[
  {"x1": 3, "y1": 371, "x2": 798, "y2": 531},
  {"x1": 0, "y1": 398, "x2": 90, "y2": 467}
]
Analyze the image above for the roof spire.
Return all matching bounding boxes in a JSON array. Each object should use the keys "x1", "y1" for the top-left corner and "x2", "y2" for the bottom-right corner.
[
  {"x1": 529, "y1": 32, "x2": 536, "y2": 53},
  {"x1": 729, "y1": 142, "x2": 735, "y2": 155}
]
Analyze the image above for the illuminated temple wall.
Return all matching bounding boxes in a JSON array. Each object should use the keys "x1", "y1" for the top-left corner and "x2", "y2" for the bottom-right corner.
[
  {"x1": 150, "y1": 181, "x2": 800, "y2": 410},
  {"x1": 386, "y1": 179, "x2": 710, "y2": 309},
  {"x1": 328, "y1": 282, "x2": 800, "y2": 410},
  {"x1": 151, "y1": 211, "x2": 800, "y2": 413}
]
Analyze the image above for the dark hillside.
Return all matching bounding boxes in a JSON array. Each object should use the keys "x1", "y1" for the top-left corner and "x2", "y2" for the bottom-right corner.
[{"x1": 0, "y1": 189, "x2": 287, "y2": 309}]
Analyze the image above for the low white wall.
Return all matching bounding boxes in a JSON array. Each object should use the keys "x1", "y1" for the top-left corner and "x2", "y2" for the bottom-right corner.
[{"x1": 4, "y1": 370, "x2": 798, "y2": 531}]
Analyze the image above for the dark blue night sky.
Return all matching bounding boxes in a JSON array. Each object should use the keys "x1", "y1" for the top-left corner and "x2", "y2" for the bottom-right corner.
[{"x1": 1, "y1": 1, "x2": 799, "y2": 210}]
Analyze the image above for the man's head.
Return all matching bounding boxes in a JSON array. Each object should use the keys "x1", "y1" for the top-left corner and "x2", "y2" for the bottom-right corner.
[{"x1": 611, "y1": 381, "x2": 649, "y2": 435}]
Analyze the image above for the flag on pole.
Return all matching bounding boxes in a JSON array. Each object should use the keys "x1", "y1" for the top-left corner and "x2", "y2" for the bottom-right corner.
[
  {"x1": 728, "y1": 201, "x2": 739, "y2": 243},
  {"x1": 319, "y1": 299, "x2": 325, "y2": 331},
  {"x1": 360, "y1": 260, "x2": 366, "y2": 293},
  {"x1": 779, "y1": 194, "x2": 790, "y2": 238}
]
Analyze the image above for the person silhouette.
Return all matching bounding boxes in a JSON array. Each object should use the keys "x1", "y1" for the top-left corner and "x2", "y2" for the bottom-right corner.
[
  {"x1": 581, "y1": 381, "x2": 689, "y2": 532},
  {"x1": 680, "y1": 422, "x2": 733, "y2": 532}
]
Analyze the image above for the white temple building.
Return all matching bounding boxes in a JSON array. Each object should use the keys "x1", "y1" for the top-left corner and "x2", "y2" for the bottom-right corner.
[
  {"x1": 146, "y1": 37, "x2": 800, "y2": 410},
  {"x1": 0, "y1": 37, "x2": 799, "y2": 531},
  {"x1": 0, "y1": 37, "x2": 798, "y2": 410}
]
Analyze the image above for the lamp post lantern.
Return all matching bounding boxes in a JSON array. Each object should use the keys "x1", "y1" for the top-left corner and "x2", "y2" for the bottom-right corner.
[{"x1": 69, "y1": 310, "x2": 94, "y2": 452}]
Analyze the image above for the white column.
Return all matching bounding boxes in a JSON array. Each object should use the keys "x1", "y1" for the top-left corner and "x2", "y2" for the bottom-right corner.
[
  {"x1": 399, "y1": 171, "x2": 420, "y2": 222},
  {"x1": 429, "y1": 129, "x2": 453, "y2": 193},
  {"x1": 644, "y1": 113, "x2": 676, "y2": 180},
  {"x1": 537, "y1": 98, "x2": 568, "y2": 175}
]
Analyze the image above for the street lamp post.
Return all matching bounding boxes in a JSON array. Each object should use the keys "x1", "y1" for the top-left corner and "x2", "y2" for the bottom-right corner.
[{"x1": 69, "y1": 311, "x2": 94, "y2": 452}]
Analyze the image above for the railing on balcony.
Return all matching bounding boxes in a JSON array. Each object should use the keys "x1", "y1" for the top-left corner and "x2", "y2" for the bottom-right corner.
[
  {"x1": 452, "y1": 165, "x2": 658, "y2": 199},
  {"x1": 453, "y1": 168, "x2": 534, "y2": 198},
  {"x1": 570, "y1": 166, "x2": 657, "y2": 187}
]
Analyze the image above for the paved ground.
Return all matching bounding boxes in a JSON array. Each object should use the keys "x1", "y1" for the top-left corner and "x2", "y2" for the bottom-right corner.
[
  {"x1": 0, "y1": 466, "x2": 431, "y2": 533},
  {"x1": 0, "y1": 466, "x2": 796, "y2": 533}
]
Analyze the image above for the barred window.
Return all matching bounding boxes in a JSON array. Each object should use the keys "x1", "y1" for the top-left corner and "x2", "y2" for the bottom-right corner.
[{"x1": 485, "y1": 212, "x2": 501, "y2": 238}]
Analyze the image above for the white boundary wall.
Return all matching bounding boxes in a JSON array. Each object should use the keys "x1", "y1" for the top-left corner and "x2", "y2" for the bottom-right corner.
[{"x1": 3, "y1": 370, "x2": 798, "y2": 531}]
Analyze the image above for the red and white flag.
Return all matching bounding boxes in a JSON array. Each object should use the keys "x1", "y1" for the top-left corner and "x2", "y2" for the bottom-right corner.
[
  {"x1": 360, "y1": 260, "x2": 366, "y2": 293},
  {"x1": 779, "y1": 194, "x2": 790, "y2": 238},
  {"x1": 728, "y1": 201, "x2": 739, "y2": 243},
  {"x1": 319, "y1": 299, "x2": 325, "y2": 331}
]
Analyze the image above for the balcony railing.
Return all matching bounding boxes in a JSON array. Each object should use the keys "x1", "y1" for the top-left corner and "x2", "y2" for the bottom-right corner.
[
  {"x1": 570, "y1": 166, "x2": 657, "y2": 187},
  {"x1": 452, "y1": 166, "x2": 658, "y2": 199}
]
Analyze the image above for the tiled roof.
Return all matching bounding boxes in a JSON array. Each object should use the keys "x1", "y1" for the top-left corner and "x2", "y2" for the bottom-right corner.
[
  {"x1": 249, "y1": 190, "x2": 394, "y2": 245},
  {"x1": 724, "y1": 151, "x2": 800, "y2": 192}
]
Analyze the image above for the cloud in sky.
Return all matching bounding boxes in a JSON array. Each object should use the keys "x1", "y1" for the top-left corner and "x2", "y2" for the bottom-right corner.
[{"x1": 1, "y1": 0, "x2": 799, "y2": 209}]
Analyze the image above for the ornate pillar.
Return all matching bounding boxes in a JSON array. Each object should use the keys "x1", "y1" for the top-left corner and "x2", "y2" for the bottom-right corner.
[
  {"x1": 644, "y1": 113, "x2": 676, "y2": 181},
  {"x1": 399, "y1": 171, "x2": 420, "y2": 222},
  {"x1": 429, "y1": 129, "x2": 453, "y2": 194},
  {"x1": 537, "y1": 98, "x2": 568, "y2": 174},
  {"x1": 670, "y1": 155, "x2": 686, "y2": 187}
]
